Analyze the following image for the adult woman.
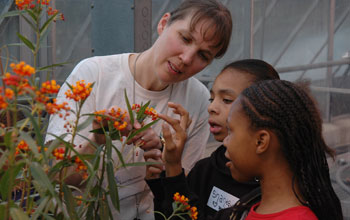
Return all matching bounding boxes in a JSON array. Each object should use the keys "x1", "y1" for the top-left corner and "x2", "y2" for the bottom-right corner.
[{"x1": 45, "y1": 0, "x2": 232, "y2": 219}]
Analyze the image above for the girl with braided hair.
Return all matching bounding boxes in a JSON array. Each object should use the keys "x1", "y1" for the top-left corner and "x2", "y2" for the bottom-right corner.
[{"x1": 224, "y1": 79, "x2": 343, "y2": 219}]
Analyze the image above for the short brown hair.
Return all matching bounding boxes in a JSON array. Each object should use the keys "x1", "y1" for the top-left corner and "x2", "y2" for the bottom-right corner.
[{"x1": 168, "y1": 0, "x2": 232, "y2": 58}]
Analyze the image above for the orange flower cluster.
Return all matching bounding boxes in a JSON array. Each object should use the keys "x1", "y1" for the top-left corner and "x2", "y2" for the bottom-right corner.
[
  {"x1": 4, "y1": 62, "x2": 35, "y2": 95},
  {"x1": 38, "y1": 0, "x2": 50, "y2": 5},
  {"x1": 190, "y1": 207, "x2": 198, "y2": 220},
  {"x1": 132, "y1": 104, "x2": 158, "y2": 121},
  {"x1": 15, "y1": 140, "x2": 29, "y2": 155},
  {"x1": 74, "y1": 156, "x2": 88, "y2": 180},
  {"x1": 0, "y1": 88, "x2": 14, "y2": 109},
  {"x1": 15, "y1": 0, "x2": 64, "y2": 21},
  {"x1": 75, "y1": 195, "x2": 83, "y2": 206},
  {"x1": 37, "y1": 146, "x2": 48, "y2": 153},
  {"x1": 0, "y1": 95, "x2": 8, "y2": 109},
  {"x1": 173, "y1": 193, "x2": 198, "y2": 220},
  {"x1": 47, "y1": 7, "x2": 65, "y2": 21},
  {"x1": 43, "y1": 98, "x2": 70, "y2": 114},
  {"x1": 15, "y1": 0, "x2": 35, "y2": 10},
  {"x1": 94, "y1": 107, "x2": 128, "y2": 131},
  {"x1": 10, "y1": 62, "x2": 35, "y2": 77},
  {"x1": 40, "y1": 80, "x2": 60, "y2": 94},
  {"x1": 65, "y1": 80, "x2": 93, "y2": 102},
  {"x1": 52, "y1": 148, "x2": 65, "y2": 160},
  {"x1": 173, "y1": 192, "x2": 190, "y2": 209}
]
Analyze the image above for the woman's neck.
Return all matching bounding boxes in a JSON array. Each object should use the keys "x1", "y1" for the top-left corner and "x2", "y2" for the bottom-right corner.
[
  {"x1": 256, "y1": 164, "x2": 303, "y2": 214},
  {"x1": 129, "y1": 51, "x2": 169, "y2": 91}
]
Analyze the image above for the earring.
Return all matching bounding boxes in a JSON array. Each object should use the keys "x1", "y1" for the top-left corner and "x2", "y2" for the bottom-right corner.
[{"x1": 254, "y1": 177, "x2": 260, "y2": 182}]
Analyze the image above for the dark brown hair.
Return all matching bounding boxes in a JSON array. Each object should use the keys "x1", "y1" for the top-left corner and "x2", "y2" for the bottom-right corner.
[
  {"x1": 222, "y1": 59, "x2": 280, "y2": 82},
  {"x1": 168, "y1": 0, "x2": 232, "y2": 58}
]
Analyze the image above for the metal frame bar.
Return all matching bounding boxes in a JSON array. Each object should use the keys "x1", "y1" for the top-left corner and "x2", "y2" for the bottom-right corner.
[
  {"x1": 272, "y1": 0, "x2": 319, "y2": 66},
  {"x1": 0, "y1": 0, "x2": 14, "y2": 26},
  {"x1": 325, "y1": 0, "x2": 336, "y2": 121},
  {"x1": 298, "y1": 7, "x2": 350, "y2": 80},
  {"x1": 134, "y1": 0, "x2": 152, "y2": 52}
]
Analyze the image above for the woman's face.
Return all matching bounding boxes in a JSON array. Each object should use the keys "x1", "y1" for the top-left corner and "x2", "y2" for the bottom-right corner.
[
  {"x1": 208, "y1": 69, "x2": 253, "y2": 142},
  {"x1": 223, "y1": 99, "x2": 259, "y2": 182},
  {"x1": 152, "y1": 13, "x2": 221, "y2": 84}
]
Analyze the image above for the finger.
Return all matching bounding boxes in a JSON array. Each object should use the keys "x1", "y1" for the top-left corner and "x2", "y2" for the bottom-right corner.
[
  {"x1": 158, "y1": 113, "x2": 184, "y2": 135},
  {"x1": 168, "y1": 102, "x2": 191, "y2": 129},
  {"x1": 143, "y1": 149, "x2": 162, "y2": 161},
  {"x1": 133, "y1": 121, "x2": 142, "y2": 130},
  {"x1": 162, "y1": 123, "x2": 176, "y2": 152}
]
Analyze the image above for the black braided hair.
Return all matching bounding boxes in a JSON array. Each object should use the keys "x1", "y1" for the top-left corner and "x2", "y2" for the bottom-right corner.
[{"x1": 239, "y1": 79, "x2": 343, "y2": 220}]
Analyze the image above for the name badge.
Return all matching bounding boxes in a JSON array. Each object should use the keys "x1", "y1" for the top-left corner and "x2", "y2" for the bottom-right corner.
[{"x1": 207, "y1": 186, "x2": 239, "y2": 211}]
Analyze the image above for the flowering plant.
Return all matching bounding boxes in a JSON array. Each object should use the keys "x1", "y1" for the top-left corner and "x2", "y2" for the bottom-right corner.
[
  {"x1": 155, "y1": 193, "x2": 198, "y2": 220},
  {"x1": 0, "y1": 1, "x2": 159, "y2": 219}
]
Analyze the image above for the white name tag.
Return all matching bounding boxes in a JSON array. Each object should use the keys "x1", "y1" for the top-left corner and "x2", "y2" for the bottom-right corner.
[{"x1": 207, "y1": 186, "x2": 239, "y2": 211}]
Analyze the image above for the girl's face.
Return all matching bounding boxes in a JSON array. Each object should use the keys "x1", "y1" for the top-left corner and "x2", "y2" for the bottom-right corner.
[
  {"x1": 208, "y1": 69, "x2": 253, "y2": 142},
  {"x1": 152, "y1": 13, "x2": 221, "y2": 84},
  {"x1": 223, "y1": 99, "x2": 259, "y2": 182}
]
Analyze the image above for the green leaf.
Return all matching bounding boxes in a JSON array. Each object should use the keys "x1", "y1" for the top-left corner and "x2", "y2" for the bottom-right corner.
[
  {"x1": 38, "y1": 62, "x2": 70, "y2": 71},
  {"x1": 31, "y1": 196, "x2": 50, "y2": 220},
  {"x1": 0, "y1": 151, "x2": 9, "y2": 173},
  {"x1": 40, "y1": 11, "x2": 59, "y2": 34},
  {"x1": 20, "y1": 13, "x2": 36, "y2": 30},
  {"x1": 77, "y1": 115, "x2": 94, "y2": 132},
  {"x1": 0, "y1": 163, "x2": 25, "y2": 200},
  {"x1": 30, "y1": 162, "x2": 56, "y2": 197},
  {"x1": 124, "y1": 161, "x2": 161, "y2": 167},
  {"x1": 107, "y1": 161, "x2": 120, "y2": 211},
  {"x1": 25, "y1": 8, "x2": 37, "y2": 21},
  {"x1": 17, "y1": 32, "x2": 35, "y2": 51},
  {"x1": 10, "y1": 207, "x2": 30, "y2": 220},
  {"x1": 136, "y1": 101, "x2": 151, "y2": 123},
  {"x1": 0, "y1": 204, "x2": 5, "y2": 220},
  {"x1": 127, "y1": 119, "x2": 159, "y2": 141},
  {"x1": 18, "y1": 131, "x2": 40, "y2": 159},
  {"x1": 124, "y1": 89, "x2": 134, "y2": 125},
  {"x1": 99, "y1": 198, "x2": 109, "y2": 220},
  {"x1": 0, "y1": 10, "x2": 22, "y2": 19},
  {"x1": 111, "y1": 144, "x2": 126, "y2": 168},
  {"x1": 21, "y1": 107, "x2": 44, "y2": 146},
  {"x1": 62, "y1": 184, "x2": 79, "y2": 220},
  {"x1": 106, "y1": 134, "x2": 112, "y2": 161}
]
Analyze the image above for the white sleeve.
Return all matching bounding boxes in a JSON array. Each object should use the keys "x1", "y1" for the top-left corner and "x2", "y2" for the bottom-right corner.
[{"x1": 45, "y1": 58, "x2": 99, "y2": 144}]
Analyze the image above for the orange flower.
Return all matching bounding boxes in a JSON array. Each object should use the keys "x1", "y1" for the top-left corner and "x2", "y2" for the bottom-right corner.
[
  {"x1": 95, "y1": 107, "x2": 128, "y2": 131},
  {"x1": 40, "y1": 80, "x2": 60, "y2": 94},
  {"x1": 47, "y1": 7, "x2": 58, "y2": 16},
  {"x1": 0, "y1": 95, "x2": 8, "y2": 109},
  {"x1": 75, "y1": 195, "x2": 83, "y2": 206},
  {"x1": 45, "y1": 99, "x2": 70, "y2": 116},
  {"x1": 173, "y1": 192, "x2": 190, "y2": 208},
  {"x1": 38, "y1": 0, "x2": 50, "y2": 5},
  {"x1": 10, "y1": 62, "x2": 35, "y2": 77},
  {"x1": 15, "y1": 140, "x2": 30, "y2": 155},
  {"x1": 52, "y1": 148, "x2": 65, "y2": 160},
  {"x1": 15, "y1": 0, "x2": 34, "y2": 10},
  {"x1": 190, "y1": 207, "x2": 198, "y2": 220},
  {"x1": 65, "y1": 80, "x2": 93, "y2": 102},
  {"x1": 5, "y1": 88, "x2": 14, "y2": 100},
  {"x1": 132, "y1": 104, "x2": 158, "y2": 121}
]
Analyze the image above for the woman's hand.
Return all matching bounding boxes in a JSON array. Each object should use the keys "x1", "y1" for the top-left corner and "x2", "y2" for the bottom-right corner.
[
  {"x1": 127, "y1": 121, "x2": 162, "y2": 151},
  {"x1": 144, "y1": 148, "x2": 163, "y2": 179}
]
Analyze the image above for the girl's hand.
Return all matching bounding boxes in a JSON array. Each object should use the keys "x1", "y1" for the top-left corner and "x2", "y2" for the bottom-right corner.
[{"x1": 158, "y1": 102, "x2": 191, "y2": 177}]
